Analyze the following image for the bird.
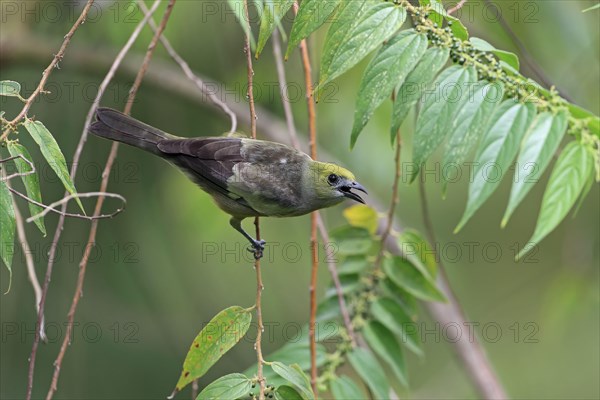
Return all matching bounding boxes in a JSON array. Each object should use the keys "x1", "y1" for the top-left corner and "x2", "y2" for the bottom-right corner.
[{"x1": 89, "y1": 108, "x2": 367, "y2": 259}]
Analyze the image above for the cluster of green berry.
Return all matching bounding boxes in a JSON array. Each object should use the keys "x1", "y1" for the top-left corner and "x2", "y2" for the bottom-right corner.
[
  {"x1": 248, "y1": 383, "x2": 276, "y2": 399},
  {"x1": 408, "y1": 5, "x2": 574, "y2": 126}
]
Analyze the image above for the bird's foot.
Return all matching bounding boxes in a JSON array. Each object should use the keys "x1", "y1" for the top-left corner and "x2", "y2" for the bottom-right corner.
[{"x1": 247, "y1": 239, "x2": 266, "y2": 260}]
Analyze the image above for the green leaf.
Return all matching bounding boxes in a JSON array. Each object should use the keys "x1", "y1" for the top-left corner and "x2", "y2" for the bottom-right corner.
[
  {"x1": 275, "y1": 385, "x2": 304, "y2": 400},
  {"x1": 383, "y1": 256, "x2": 446, "y2": 303},
  {"x1": 582, "y1": 3, "x2": 600, "y2": 12},
  {"x1": 196, "y1": 373, "x2": 253, "y2": 400},
  {"x1": 381, "y1": 279, "x2": 419, "y2": 319},
  {"x1": 7, "y1": 142, "x2": 46, "y2": 235},
  {"x1": 0, "y1": 178, "x2": 15, "y2": 293},
  {"x1": 317, "y1": 1, "x2": 406, "y2": 92},
  {"x1": 390, "y1": 47, "x2": 450, "y2": 139},
  {"x1": 362, "y1": 321, "x2": 408, "y2": 387},
  {"x1": 337, "y1": 255, "x2": 369, "y2": 275},
  {"x1": 455, "y1": 101, "x2": 534, "y2": 232},
  {"x1": 286, "y1": 0, "x2": 341, "y2": 58},
  {"x1": 572, "y1": 165, "x2": 595, "y2": 217},
  {"x1": 256, "y1": 0, "x2": 295, "y2": 58},
  {"x1": 398, "y1": 229, "x2": 437, "y2": 280},
  {"x1": 270, "y1": 362, "x2": 315, "y2": 400},
  {"x1": 518, "y1": 142, "x2": 594, "y2": 259},
  {"x1": 411, "y1": 65, "x2": 477, "y2": 181},
  {"x1": 244, "y1": 339, "x2": 327, "y2": 387},
  {"x1": 0, "y1": 80, "x2": 23, "y2": 99},
  {"x1": 347, "y1": 347, "x2": 389, "y2": 399},
  {"x1": 329, "y1": 375, "x2": 365, "y2": 400},
  {"x1": 266, "y1": 342, "x2": 328, "y2": 372},
  {"x1": 419, "y1": 0, "x2": 443, "y2": 25},
  {"x1": 503, "y1": 61, "x2": 521, "y2": 78},
  {"x1": 23, "y1": 120, "x2": 84, "y2": 213},
  {"x1": 342, "y1": 204, "x2": 379, "y2": 235},
  {"x1": 370, "y1": 296, "x2": 422, "y2": 356},
  {"x1": 502, "y1": 110, "x2": 569, "y2": 226},
  {"x1": 172, "y1": 306, "x2": 252, "y2": 393},
  {"x1": 427, "y1": 0, "x2": 469, "y2": 40},
  {"x1": 442, "y1": 81, "x2": 504, "y2": 187},
  {"x1": 329, "y1": 226, "x2": 373, "y2": 255},
  {"x1": 470, "y1": 37, "x2": 520, "y2": 71},
  {"x1": 227, "y1": 0, "x2": 256, "y2": 49},
  {"x1": 350, "y1": 30, "x2": 428, "y2": 147},
  {"x1": 448, "y1": 18, "x2": 469, "y2": 41}
]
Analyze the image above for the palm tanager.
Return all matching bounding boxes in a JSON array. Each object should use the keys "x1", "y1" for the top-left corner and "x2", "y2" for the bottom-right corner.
[{"x1": 89, "y1": 108, "x2": 366, "y2": 258}]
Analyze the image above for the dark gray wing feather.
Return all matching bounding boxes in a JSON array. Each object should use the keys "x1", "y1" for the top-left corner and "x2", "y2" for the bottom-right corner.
[{"x1": 157, "y1": 137, "x2": 243, "y2": 199}]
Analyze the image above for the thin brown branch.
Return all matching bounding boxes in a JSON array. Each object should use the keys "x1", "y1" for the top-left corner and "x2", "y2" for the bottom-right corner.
[
  {"x1": 243, "y1": 5, "x2": 257, "y2": 139},
  {"x1": 417, "y1": 178, "x2": 508, "y2": 399},
  {"x1": 292, "y1": 3, "x2": 320, "y2": 392},
  {"x1": 13, "y1": 190, "x2": 125, "y2": 223},
  {"x1": 447, "y1": 0, "x2": 468, "y2": 15},
  {"x1": 241, "y1": 0, "x2": 265, "y2": 398},
  {"x1": 309, "y1": 217, "x2": 319, "y2": 394},
  {"x1": 25, "y1": 3, "x2": 163, "y2": 398},
  {"x1": 137, "y1": 0, "x2": 237, "y2": 133},
  {"x1": 253, "y1": 216, "x2": 266, "y2": 399},
  {"x1": 44, "y1": 2, "x2": 176, "y2": 399},
  {"x1": 272, "y1": 30, "x2": 355, "y2": 348},
  {"x1": 191, "y1": 380, "x2": 199, "y2": 400},
  {"x1": 0, "y1": 154, "x2": 36, "y2": 182},
  {"x1": 11, "y1": 186, "x2": 46, "y2": 342},
  {"x1": 1, "y1": 0, "x2": 95, "y2": 142}
]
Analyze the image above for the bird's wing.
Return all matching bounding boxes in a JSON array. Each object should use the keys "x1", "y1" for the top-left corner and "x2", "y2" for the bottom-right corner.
[{"x1": 157, "y1": 137, "x2": 245, "y2": 200}]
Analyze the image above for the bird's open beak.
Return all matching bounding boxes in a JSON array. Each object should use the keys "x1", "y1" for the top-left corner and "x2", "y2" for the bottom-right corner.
[{"x1": 340, "y1": 181, "x2": 368, "y2": 204}]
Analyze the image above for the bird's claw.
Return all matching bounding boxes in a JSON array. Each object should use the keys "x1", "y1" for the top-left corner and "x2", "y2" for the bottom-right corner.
[{"x1": 247, "y1": 240, "x2": 266, "y2": 260}]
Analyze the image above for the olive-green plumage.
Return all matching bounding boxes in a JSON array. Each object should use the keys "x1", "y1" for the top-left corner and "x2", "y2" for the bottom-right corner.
[{"x1": 89, "y1": 108, "x2": 366, "y2": 257}]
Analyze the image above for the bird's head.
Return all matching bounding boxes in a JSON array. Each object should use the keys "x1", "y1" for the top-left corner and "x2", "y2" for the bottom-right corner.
[{"x1": 310, "y1": 162, "x2": 367, "y2": 204}]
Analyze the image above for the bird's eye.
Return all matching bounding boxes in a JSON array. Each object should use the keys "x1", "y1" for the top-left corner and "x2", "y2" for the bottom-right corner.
[{"x1": 328, "y1": 174, "x2": 338, "y2": 184}]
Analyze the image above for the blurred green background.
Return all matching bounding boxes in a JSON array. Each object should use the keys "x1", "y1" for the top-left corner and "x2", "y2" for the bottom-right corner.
[{"x1": 1, "y1": 1, "x2": 598, "y2": 399}]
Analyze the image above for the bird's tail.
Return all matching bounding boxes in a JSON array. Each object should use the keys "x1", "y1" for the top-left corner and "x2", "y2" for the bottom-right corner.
[{"x1": 89, "y1": 108, "x2": 175, "y2": 155}]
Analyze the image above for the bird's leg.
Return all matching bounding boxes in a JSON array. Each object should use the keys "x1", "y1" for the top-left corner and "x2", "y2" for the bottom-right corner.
[{"x1": 230, "y1": 218, "x2": 266, "y2": 260}]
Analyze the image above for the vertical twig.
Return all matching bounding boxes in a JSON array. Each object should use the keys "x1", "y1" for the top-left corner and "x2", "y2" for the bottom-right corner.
[
  {"x1": 293, "y1": 4, "x2": 320, "y2": 393},
  {"x1": 272, "y1": 30, "x2": 356, "y2": 347},
  {"x1": 191, "y1": 380, "x2": 199, "y2": 400},
  {"x1": 241, "y1": 1, "x2": 265, "y2": 399},
  {"x1": 253, "y1": 216, "x2": 265, "y2": 399},
  {"x1": 43, "y1": 2, "x2": 176, "y2": 399},
  {"x1": 243, "y1": 2, "x2": 257, "y2": 139}
]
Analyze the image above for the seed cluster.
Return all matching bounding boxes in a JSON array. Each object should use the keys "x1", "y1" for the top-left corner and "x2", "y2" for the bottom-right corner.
[{"x1": 401, "y1": 1, "x2": 597, "y2": 146}]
